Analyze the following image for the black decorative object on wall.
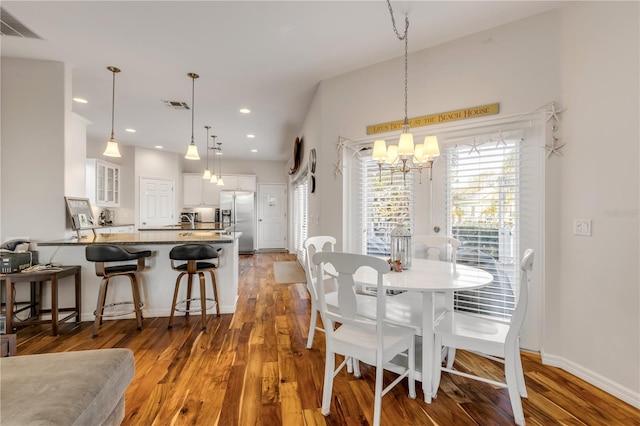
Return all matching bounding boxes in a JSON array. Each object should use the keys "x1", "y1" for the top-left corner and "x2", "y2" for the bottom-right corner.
[
  {"x1": 310, "y1": 148, "x2": 316, "y2": 173},
  {"x1": 288, "y1": 136, "x2": 302, "y2": 175}
]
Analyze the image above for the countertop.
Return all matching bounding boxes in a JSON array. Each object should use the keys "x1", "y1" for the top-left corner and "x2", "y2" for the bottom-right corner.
[
  {"x1": 38, "y1": 231, "x2": 240, "y2": 246},
  {"x1": 139, "y1": 222, "x2": 234, "y2": 232}
]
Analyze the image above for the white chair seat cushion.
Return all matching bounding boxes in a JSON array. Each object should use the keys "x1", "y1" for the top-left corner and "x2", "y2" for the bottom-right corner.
[
  {"x1": 434, "y1": 311, "x2": 510, "y2": 356},
  {"x1": 331, "y1": 322, "x2": 416, "y2": 366}
]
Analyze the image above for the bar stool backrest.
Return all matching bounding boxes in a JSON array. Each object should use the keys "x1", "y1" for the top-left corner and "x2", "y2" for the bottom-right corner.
[{"x1": 170, "y1": 244, "x2": 219, "y2": 261}]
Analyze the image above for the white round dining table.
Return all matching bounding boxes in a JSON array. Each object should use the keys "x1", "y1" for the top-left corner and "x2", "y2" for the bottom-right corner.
[{"x1": 349, "y1": 258, "x2": 494, "y2": 402}]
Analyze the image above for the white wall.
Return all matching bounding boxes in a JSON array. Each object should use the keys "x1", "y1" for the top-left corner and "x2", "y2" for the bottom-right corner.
[
  {"x1": 1, "y1": 58, "x2": 69, "y2": 242},
  {"x1": 305, "y1": 4, "x2": 639, "y2": 405},
  {"x1": 65, "y1": 115, "x2": 90, "y2": 198},
  {"x1": 544, "y1": 1, "x2": 639, "y2": 403},
  {"x1": 181, "y1": 157, "x2": 288, "y2": 184}
]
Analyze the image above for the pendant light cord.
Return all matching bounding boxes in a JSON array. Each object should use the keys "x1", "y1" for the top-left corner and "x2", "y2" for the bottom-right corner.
[
  {"x1": 110, "y1": 68, "x2": 116, "y2": 140},
  {"x1": 191, "y1": 75, "x2": 195, "y2": 143},
  {"x1": 386, "y1": 0, "x2": 409, "y2": 124}
]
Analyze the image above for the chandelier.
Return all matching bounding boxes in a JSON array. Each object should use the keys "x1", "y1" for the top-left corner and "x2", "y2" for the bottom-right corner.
[{"x1": 373, "y1": 1, "x2": 440, "y2": 183}]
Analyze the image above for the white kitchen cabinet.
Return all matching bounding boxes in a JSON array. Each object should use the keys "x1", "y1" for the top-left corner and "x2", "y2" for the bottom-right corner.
[
  {"x1": 95, "y1": 225, "x2": 134, "y2": 235},
  {"x1": 86, "y1": 159, "x2": 120, "y2": 207},
  {"x1": 183, "y1": 174, "x2": 204, "y2": 206},
  {"x1": 221, "y1": 174, "x2": 257, "y2": 191},
  {"x1": 183, "y1": 174, "x2": 222, "y2": 206}
]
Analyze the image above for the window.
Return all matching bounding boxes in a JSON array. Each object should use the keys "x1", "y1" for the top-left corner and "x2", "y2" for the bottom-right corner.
[
  {"x1": 293, "y1": 176, "x2": 308, "y2": 261},
  {"x1": 446, "y1": 134, "x2": 522, "y2": 319},
  {"x1": 360, "y1": 159, "x2": 414, "y2": 256}
]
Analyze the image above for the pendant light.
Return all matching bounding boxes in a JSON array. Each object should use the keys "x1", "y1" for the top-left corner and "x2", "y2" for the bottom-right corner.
[
  {"x1": 103, "y1": 66, "x2": 122, "y2": 157},
  {"x1": 202, "y1": 125, "x2": 212, "y2": 179},
  {"x1": 371, "y1": 1, "x2": 440, "y2": 183},
  {"x1": 216, "y1": 142, "x2": 224, "y2": 186},
  {"x1": 209, "y1": 135, "x2": 219, "y2": 183},
  {"x1": 184, "y1": 72, "x2": 200, "y2": 160}
]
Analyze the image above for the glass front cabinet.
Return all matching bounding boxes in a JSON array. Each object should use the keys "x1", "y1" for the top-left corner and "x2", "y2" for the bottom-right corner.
[{"x1": 86, "y1": 158, "x2": 120, "y2": 207}]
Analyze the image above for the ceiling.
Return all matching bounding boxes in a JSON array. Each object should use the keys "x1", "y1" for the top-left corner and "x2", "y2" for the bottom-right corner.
[{"x1": 1, "y1": 1, "x2": 564, "y2": 161}]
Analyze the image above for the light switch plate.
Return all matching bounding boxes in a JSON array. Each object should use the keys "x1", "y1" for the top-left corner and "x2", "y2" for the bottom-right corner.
[{"x1": 573, "y1": 219, "x2": 591, "y2": 236}]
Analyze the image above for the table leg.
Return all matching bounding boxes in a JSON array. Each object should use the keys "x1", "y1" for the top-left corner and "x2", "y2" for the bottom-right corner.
[
  {"x1": 51, "y1": 275, "x2": 59, "y2": 336},
  {"x1": 422, "y1": 291, "x2": 434, "y2": 403},
  {"x1": 75, "y1": 268, "x2": 82, "y2": 323},
  {"x1": 6, "y1": 279, "x2": 14, "y2": 334}
]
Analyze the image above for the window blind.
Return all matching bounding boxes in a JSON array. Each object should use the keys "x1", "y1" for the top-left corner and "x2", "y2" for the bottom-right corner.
[
  {"x1": 446, "y1": 137, "x2": 521, "y2": 319},
  {"x1": 293, "y1": 177, "x2": 308, "y2": 261},
  {"x1": 360, "y1": 159, "x2": 414, "y2": 256}
]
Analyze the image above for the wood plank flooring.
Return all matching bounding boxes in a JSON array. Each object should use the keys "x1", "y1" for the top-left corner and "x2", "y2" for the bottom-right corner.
[{"x1": 11, "y1": 253, "x2": 640, "y2": 425}]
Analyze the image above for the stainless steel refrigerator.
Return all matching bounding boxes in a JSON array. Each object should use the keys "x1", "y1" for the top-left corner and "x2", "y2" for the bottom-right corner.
[{"x1": 220, "y1": 190, "x2": 256, "y2": 254}]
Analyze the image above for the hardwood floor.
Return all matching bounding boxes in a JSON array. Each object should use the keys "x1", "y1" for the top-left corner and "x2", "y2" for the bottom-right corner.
[{"x1": 12, "y1": 253, "x2": 640, "y2": 425}]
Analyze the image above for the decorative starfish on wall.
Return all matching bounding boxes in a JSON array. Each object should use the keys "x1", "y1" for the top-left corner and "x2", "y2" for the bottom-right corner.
[
  {"x1": 494, "y1": 129, "x2": 507, "y2": 147},
  {"x1": 544, "y1": 135, "x2": 566, "y2": 158},
  {"x1": 468, "y1": 138, "x2": 481, "y2": 155},
  {"x1": 546, "y1": 101, "x2": 567, "y2": 123}
]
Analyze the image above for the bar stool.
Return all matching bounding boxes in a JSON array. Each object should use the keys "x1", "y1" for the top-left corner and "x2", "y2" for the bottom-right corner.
[
  {"x1": 168, "y1": 244, "x2": 221, "y2": 330},
  {"x1": 85, "y1": 245, "x2": 151, "y2": 337}
]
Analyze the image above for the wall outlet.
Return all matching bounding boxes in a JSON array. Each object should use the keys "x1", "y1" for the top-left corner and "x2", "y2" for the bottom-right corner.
[{"x1": 573, "y1": 218, "x2": 592, "y2": 236}]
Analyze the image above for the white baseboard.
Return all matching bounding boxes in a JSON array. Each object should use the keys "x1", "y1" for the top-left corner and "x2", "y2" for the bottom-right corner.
[{"x1": 542, "y1": 351, "x2": 640, "y2": 409}]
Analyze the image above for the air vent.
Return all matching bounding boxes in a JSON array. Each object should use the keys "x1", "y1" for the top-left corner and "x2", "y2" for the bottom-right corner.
[
  {"x1": 163, "y1": 100, "x2": 190, "y2": 110},
  {"x1": 1, "y1": 7, "x2": 41, "y2": 39}
]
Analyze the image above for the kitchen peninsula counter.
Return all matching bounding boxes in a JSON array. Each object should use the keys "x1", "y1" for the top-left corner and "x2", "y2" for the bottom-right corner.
[
  {"x1": 36, "y1": 232, "x2": 240, "y2": 320},
  {"x1": 38, "y1": 231, "x2": 238, "y2": 246}
]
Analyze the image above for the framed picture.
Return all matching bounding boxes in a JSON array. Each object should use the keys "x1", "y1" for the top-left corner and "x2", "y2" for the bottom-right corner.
[
  {"x1": 65, "y1": 196, "x2": 96, "y2": 230},
  {"x1": 77, "y1": 213, "x2": 90, "y2": 228}
]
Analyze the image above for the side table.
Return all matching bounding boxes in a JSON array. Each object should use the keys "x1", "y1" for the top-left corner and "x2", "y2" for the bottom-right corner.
[
  {"x1": 1, "y1": 333, "x2": 17, "y2": 356},
  {"x1": 3, "y1": 266, "x2": 81, "y2": 336}
]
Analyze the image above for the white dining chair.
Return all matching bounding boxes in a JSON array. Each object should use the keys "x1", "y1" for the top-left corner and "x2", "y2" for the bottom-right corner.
[
  {"x1": 313, "y1": 251, "x2": 416, "y2": 426},
  {"x1": 432, "y1": 249, "x2": 534, "y2": 426},
  {"x1": 303, "y1": 236, "x2": 337, "y2": 350}
]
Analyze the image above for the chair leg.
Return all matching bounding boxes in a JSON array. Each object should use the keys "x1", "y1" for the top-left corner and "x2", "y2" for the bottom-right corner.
[
  {"x1": 93, "y1": 277, "x2": 109, "y2": 337},
  {"x1": 185, "y1": 273, "x2": 193, "y2": 317},
  {"x1": 514, "y1": 339, "x2": 528, "y2": 397},
  {"x1": 373, "y1": 359, "x2": 384, "y2": 426},
  {"x1": 351, "y1": 358, "x2": 361, "y2": 378},
  {"x1": 128, "y1": 273, "x2": 143, "y2": 331},
  {"x1": 199, "y1": 272, "x2": 207, "y2": 331},
  {"x1": 432, "y1": 335, "x2": 443, "y2": 397},
  {"x1": 446, "y1": 347, "x2": 456, "y2": 369},
  {"x1": 321, "y1": 350, "x2": 335, "y2": 416},
  {"x1": 408, "y1": 337, "x2": 416, "y2": 399},
  {"x1": 209, "y1": 270, "x2": 220, "y2": 316},
  {"x1": 306, "y1": 308, "x2": 318, "y2": 349},
  {"x1": 505, "y1": 346, "x2": 526, "y2": 426},
  {"x1": 168, "y1": 273, "x2": 185, "y2": 329}
]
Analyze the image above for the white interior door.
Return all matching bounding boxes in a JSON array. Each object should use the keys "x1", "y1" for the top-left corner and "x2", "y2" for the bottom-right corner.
[
  {"x1": 140, "y1": 177, "x2": 174, "y2": 228},
  {"x1": 257, "y1": 183, "x2": 286, "y2": 249}
]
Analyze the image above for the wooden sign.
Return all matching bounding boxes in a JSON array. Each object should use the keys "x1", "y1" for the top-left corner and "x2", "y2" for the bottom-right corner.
[{"x1": 366, "y1": 103, "x2": 500, "y2": 135}]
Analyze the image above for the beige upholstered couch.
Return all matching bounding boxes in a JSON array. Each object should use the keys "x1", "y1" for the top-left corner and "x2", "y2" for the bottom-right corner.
[{"x1": 0, "y1": 349, "x2": 134, "y2": 425}]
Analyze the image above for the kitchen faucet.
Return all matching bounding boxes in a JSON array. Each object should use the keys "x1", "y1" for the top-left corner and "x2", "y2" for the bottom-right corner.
[{"x1": 180, "y1": 214, "x2": 195, "y2": 228}]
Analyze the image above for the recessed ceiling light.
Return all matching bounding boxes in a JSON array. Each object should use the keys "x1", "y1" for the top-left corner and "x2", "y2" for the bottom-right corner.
[
  {"x1": 246, "y1": 134, "x2": 255, "y2": 138},
  {"x1": 251, "y1": 149, "x2": 258, "y2": 153},
  {"x1": 73, "y1": 97, "x2": 88, "y2": 104},
  {"x1": 125, "y1": 128, "x2": 136, "y2": 133},
  {"x1": 239, "y1": 108, "x2": 251, "y2": 114},
  {"x1": 155, "y1": 145, "x2": 163, "y2": 149}
]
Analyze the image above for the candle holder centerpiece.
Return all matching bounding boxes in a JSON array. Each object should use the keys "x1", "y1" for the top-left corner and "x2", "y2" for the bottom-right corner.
[{"x1": 390, "y1": 223, "x2": 412, "y2": 271}]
